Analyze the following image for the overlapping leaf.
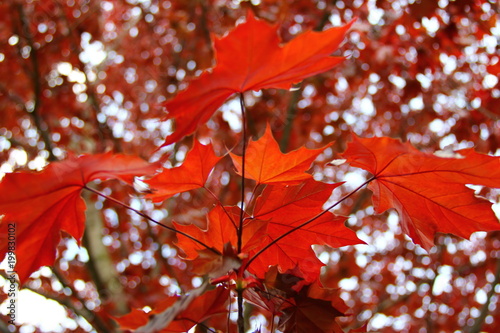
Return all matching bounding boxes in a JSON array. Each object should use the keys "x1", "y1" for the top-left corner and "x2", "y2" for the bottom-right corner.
[
  {"x1": 146, "y1": 140, "x2": 221, "y2": 202},
  {"x1": 115, "y1": 285, "x2": 229, "y2": 333},
  {"x1": 175, "y1": 205, "x2": 266, "y2": 259},
  {"x1": 248, "y1": 179, "x2": 363, "y2": 281},
  {"x1": 341, "y1": 135, "x2": 500, "y2": 250},
  {"x1": 162, "y1": 11, "x2": 353, "y2": 145},
  {"x1": 0, "y1": 153, "x2": 158, "y2": 283},
  {"x1": 230, "y1": 125, "x2": 330, "y2": 185},
  {"x1": 243, "y1": 266, "x2": 305, "y2": 315}
]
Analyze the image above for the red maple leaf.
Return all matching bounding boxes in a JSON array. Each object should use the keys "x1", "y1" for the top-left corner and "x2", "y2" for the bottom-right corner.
[
  {"x1": 278, "y1": 280, "x2": 349, "y2": 333},
  {"x1": 0, "y1": 153, "x2": 158, "y2": 284},
  {"x1": 341, "y1": 135, "x2": 500, "y2": 250},
  {"x1": 175, "y1": 205, "x2": 266, "y2": 260},
  {"x1": 230, "y1": 125, "x2": 331, "y2": 185},
  {"x1": 162, "y1": 11, "x2": 353, "y2": 145},
  {"x1": 247, "y1": 179, "x2": 363, "y2": 281},
  {"x1": 146, "y1": 140, "x2": 221, "y2": 202}
]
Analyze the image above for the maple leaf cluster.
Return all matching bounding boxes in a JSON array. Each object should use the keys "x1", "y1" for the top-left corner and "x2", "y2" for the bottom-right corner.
[{"x1": 1, "y1": 4, "x2": 499, "y2": 333}]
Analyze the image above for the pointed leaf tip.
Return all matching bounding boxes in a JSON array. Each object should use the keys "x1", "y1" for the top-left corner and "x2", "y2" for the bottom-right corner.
[
  {"x1": 146, "y1": 140, "x2": 221, "y2": 202},
  {"x1": 230, "y1": 125, "x2": 331, "y2": 185},
  {"x1": 0, "y1": 153, "x2": 157, "y2": 284},
  {"x1": 161, "y1": 14, "x2": 352, "y2": 145},
  {"x1": 342, "y1": 135, "x2": 500, "y2": 250}
]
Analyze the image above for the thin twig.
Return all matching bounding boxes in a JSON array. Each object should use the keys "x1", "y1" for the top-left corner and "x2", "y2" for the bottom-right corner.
[
  {"x1": 83, "y1": 185, "x2": 220, "y2": 255},
  {"x1": 27, "y1": 284, "x2": 111, "y2": 333},
  {"x1": 51, "y1": 267, "x2": 113, "y2": 330},
  {"x1": 237, "y1": 288, "x2": 245, "y2": 333},
  {"x1": 237, "y1": 93, "x2": 247, "y2": 254},
  {"x1": 244, "y1": 177, "x2": 375, "y2": 270},
  {"x1": 0, "y1": 270, "x2": 110, "y2": 332},
  {"x1": 236, "y1": 92, "x2": 248, "y2": 333},
  {"x1": 246, "y1": 183, "x2": 262, "y2": 214},
  {"x1": 203, "y1": 186, "x2": 238, "y2": 230}
]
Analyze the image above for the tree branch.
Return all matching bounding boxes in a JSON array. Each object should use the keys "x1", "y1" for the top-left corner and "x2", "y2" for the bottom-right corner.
[
  {"x1": 82, "y1": 192, "x2": 129, "y2": 315},
  {"x1": 13, "y1": 3, "x2": 57, "y2": 161},
  {"x1": 468, "y1": 256, "x2": 500, "y2": 333},
  {"x1": 0, "y1": 270, "x2": 110, "y2": 332},
  {"x1": 279, "y1": 10, "x2": 330, "y2": 152}
]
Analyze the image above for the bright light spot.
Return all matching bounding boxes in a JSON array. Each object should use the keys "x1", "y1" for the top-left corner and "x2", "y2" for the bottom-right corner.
[
  {"x1": 360, "y1": 97, "x2": 375, "y2": 116},
  {"x1": 8, "y1": 35, "x2": 19, "y2": 46},
  {"x1": 329, "y1": 158, "x2": 346, "y2": 166},
  {"x1": 387, "y1": 211, "x2": 399, "y2": 230},
  {"x1": 101, "y1": 1, "x2": 114, "y2": 11},
  {"x1": 221, "y1": 99, "x2": 242, "y2": 132},
  {"x1": 483, "y1": 74, "x2": 498, "y2": 89},
  {"x1": 74, "y1": 279, "x2": 86, "y2": 292},
  {"x1": 480, "y1": 125, "x2": 490, "y2": 140},
  {"x1": 62, "y1": 238, "x2": 81, "y2": 261},
  {"x1": 470, "y1": 249, "x2": 487, "y2": 265},
  {"x1": 342, "y1": 112, "x2": 357, "y2": 125},
  {"x1": 395, "y1": 25, "x2": 406, "y2": 35},
  {"x1": 176, "y1": 69, "x2": 186, "y2": 81},
  {"x1": 129, "y1": 27, "x2": 139, "y2": 38},
  {"x1": 79, "y1": 33, "x2": 106, "y2": 66},
  {"x1": 323, "y1": 125, "x2": 334, "y2": 136},
  {"x1": 429, "y1": 119, "x2": 444, "y2": 133},
  {"x1": 329, "y1": 13, "x2": 342, "y2": 26},
  {"x1": 482, "y1": 34, "x2": 498, "y2": 54},
  {"x1": 339, "y1": 276, "x2": 359, "y2": 291},
  {"x1": 112, "y1": 122, "x2": 124, "y2": 138},
  {"x1": 249, "y1": 314, "x2": 267, "y2": 332},
  {"x1": 370, "y1": 313, "x2": 390, "y2": 330},
  {"x1": 57, "y1": 62, "x2": 72, "y2": 76},
  {"x1": 129, "y1": 252, "x2": 144, "y2": 265},
  {"x1": 343, "y1": 171, "x2": 366, "y2": 189},
  {"x1": 409, "y1": 96, "x2": 424, "y2": 111},
  {"x1": 336, "y1": 77, "x2": 348, "y2": 91},
  {"x1": 27, "y1": 155, "x2": 47, "y2": 171},
  {"x1": 438, "y1": 134, "x2": 457, "y2": 149},
  {"x1": 68, "y1": 70, "x2": 86, "y2": 84},
  {"x1": 356, "y1": 254, "x2": 368, "y2": 267},
  {"x1": 192, "y1": 276, "x2": 203, "y2": 288},
  {"x1": 372, "y1": 230, "x2": 395, "y2": 251},
  {"x1": 72, "y1": 83, "x2": 86, "y2": 94},
  {"x1": 9, "y1": 149, "x2": 28, "y2": 166},
  {"x1": 475, "y1": 289, "x2": 488, "y2": 304},
  {"x1": 416, "y1": 73, "x2": 431, "y2": 89},
  {"x1": 432, "y1": 266, "x2": 452, "y2": 295},
  {"x1": 493, "y1": 202, "x2": 500, "y2": 219},
  {"x1": 318, "y1": 251, "x2": 329, "y2": 264},
  {"x1": 67, "y1": 244, "x2": 88, "y2": 263},
  {"x1": 422, "y1": 16, "x2": 440, "y2": 35},
  {"x1": 389, "y1": 75, "x2": 406, "y2": 89},
  {"x1": 368, "y1": 7, "x2": 384, "y2": 25}
]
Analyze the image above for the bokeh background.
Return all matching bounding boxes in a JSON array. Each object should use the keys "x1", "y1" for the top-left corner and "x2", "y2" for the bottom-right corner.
[{"x1": 0, "y1": 0, "x2": 499, "y2": 332}]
